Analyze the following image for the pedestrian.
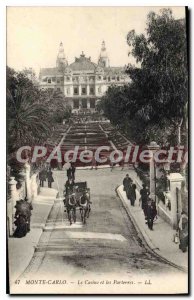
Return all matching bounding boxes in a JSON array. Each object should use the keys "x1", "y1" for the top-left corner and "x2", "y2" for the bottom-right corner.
[
  {"x1": 178, "y1": 211, "x2": 188, "y2": 252},
  {"x1": 70, "y1": 163, "x2": 76, "y2": 181},
  {"x1": 152, "y1": 199, "x2": 157, "y2": 220},
  {"x1": 127, "y1": 182, "x2": 136, "y2": 206},
  {"x1": 13, "y1": 197, "x2": 33, "y2": 237},
  {"x1": 140, "y1": 184, "x2": 150, "y2": 215},
  {"x1": 24, "y1": 197, "x2": 33, "y2": 232},
  {"x1": 67, "y1": 167, "x2": 72, "y2": 180},
  {"x1": 131, "y1": 183, "x2": 137, "y2": 206},
  {"x1": 146, "y1": 199, "x2": 155, "y2": 230},
  {"x1": 123, "y1": 174, "x2": 132, "y2": 193},
  {"x1": 13, "y1": 215, "x2": 28, "y2": 238},
  {"x1": 39, "y1": 168, "x2": 47, "y2": 187},
  {"x1": 47, "y1": 168, "x2": 54, "y2": 188}
]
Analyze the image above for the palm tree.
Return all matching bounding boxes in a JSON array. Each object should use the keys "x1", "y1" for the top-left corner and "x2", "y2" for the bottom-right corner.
[{"x1": 7, "y1": 87, "x2": 51, "y2": 154}]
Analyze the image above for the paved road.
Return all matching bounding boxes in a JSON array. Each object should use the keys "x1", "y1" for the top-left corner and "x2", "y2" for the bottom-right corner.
[{"x1": 17, "y1": 168, "x2": 183, "y2": 294}]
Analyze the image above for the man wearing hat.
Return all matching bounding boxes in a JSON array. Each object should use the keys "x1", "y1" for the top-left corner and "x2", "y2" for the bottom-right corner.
[
  {"x1": 140, "y1": 184, "x2": 150, "y2": 215},
  {"x1": 146, "y1": 198, "x2": 157, "y2": 230},
  {"x1": 123, "y1": 174, "x2": 132, "y2": 193}
]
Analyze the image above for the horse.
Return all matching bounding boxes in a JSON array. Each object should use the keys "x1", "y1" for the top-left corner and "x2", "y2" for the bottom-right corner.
[
  {"x1": 79, "y1": 191, "x2": 91, "y2": 224},
  {"x1": 64, "y1": 192, "x2": 77, "y2": 225}
]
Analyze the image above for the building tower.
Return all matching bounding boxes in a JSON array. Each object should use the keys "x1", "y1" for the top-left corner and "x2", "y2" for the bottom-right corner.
[
  {"x1": 98, "y1": 40, "x2": 110, "y2": 68},
  {"x1": 56, "y1": 42, "x2": 68, "y2": 69}
]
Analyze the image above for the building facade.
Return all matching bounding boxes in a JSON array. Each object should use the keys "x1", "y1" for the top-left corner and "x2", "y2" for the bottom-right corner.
[{"x1": 39, "y1": 41, "x2": 130, "y2": 113}]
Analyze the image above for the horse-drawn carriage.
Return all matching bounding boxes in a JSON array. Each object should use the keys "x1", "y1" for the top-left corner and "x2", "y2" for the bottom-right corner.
[{"x1": 64, "y1": 181, "x2": 91, "y2": 225}]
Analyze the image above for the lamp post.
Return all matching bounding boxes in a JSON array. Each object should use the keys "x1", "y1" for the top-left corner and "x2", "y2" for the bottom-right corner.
[
  {"x1": 163, "y1": 160, "x2": 170, "y2": 192},
  {"x1": 147, "y1": 141, "x2": 160, "y2": 202},
  {"x1": 24, "y1": 162, "x2": 32, "y2": 201},
  {"x1": 22, "y1": 162, "x2": 31, "y2": 201}
]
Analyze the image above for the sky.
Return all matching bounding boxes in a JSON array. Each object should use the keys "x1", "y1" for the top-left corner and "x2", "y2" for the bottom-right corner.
[{"x1": 7, "y1": 6, "x2": 186, "y2": 76}]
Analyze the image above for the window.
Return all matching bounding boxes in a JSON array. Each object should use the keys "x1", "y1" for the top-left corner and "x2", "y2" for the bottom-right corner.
[
  {"x1": 90, "y1": 99, "x2": 95, "y2": 109},
  {"x1": 73, "y1": 87, "x2": 79, "y2": 95},
  {"x1": 73, "y1": 76, "x2": 79, "y2": 82},
  {"x1": 89, "y1": 76, "x2": 94, "y2": 82},
  {"x1": 117, "y1": 76, "x2": 120, "y2": 81},
  {"x1": 103, "y1": 76, "x2": 107, "y2": 80},
  {"x1": 98, "y1": 76, "x2": 101, "y2": 80},
  {"x1": 89, "y1": 87, "x2": 94, "y2": 95},
  {"x1": 66, "y1": 87, "x2": 70, "y2": 95},
  {"x1": 80, "y1": 76, "x2": 86, "y2": 82},
  {"x1": 82, "y1": 99, "x2": 87, "y2": 109},
  {"x1": 48, "y1": 78, "x2": 51, "y2": 83},
  {"x1": 98, "y1": 86, "x2": 102, "y2": 94},
  {"x1": 81, "y1": 87, "x2": 86, "y2": 95},
  {"x1": 108, "y1": 77, "x2": 111, "y2": 82},
  {"x1": 73, "y1": 99, "x2": 79, "y2": 109},
  {"x1": 57, "y1": 78, "x2": 60, "y2": 83},
  {"x1": 57, "y1": 88, "x2": 61, "y2": 92}
]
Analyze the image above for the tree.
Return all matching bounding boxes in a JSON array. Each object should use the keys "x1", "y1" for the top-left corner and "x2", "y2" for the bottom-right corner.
[
  {"x1": 126, "y1": 9, "x2": 188, "y2": 145},
  {"x1": 7, "y1": 67, "x2": 51, "y2": 154},
  {"x1": 100, "y1": 9, "x2": 188, "y2": 146},
  {"x1": 40, "y1": 89, "x2": 72, "y2": 124}
]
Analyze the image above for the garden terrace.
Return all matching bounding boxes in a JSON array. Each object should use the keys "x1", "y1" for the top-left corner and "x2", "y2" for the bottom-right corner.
[{"x1": 108, "y1": 131, "x2": 131, "y2": 150}]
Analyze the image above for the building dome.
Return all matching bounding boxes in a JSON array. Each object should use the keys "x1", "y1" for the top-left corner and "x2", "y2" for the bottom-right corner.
[{"x1": 69, "y1": 52, "x2": 97, "y2": 71}]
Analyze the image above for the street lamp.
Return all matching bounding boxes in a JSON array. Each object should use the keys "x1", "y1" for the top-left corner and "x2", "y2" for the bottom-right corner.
[{"x1": 147, "y1": 141, "x2": 160, "y2": 202}]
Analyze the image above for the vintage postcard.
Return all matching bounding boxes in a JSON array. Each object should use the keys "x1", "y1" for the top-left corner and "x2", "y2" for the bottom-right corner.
[{"x1": 7, "y1": 6, "x2": 189, "y2": 294}]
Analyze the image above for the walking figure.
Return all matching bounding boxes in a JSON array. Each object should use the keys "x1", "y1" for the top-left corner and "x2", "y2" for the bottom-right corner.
[
  {"x1": 145, "y1": 199, "x2": 157, "y2": 230},
  {"x1": 24, "y1": 197, "x2": 33, "y2": 232},
  {"x1": 70, "y1": 163, "x2": 76, "y2": 181},
  {"x1": 123, "y1": 174, "x2": 132, "y2": 192},
  {"x1": 129, "y1": 183, "x2": 136, "y2": 206},
  {"x1": 67, "y1": 167, "x2": 72, "y2": 180},
  {"x1": 47, "y1": 168, "x2": 54, "y2": 188},
  {"x1": 178, "y1": 211, "x2": 188, "y2": 252},
  {"x1": 140, "y1": 184, "x2": 150, "y2": 216},
  {"x1": 39, "y1": 168, "x2": 47, "y2": 187}
]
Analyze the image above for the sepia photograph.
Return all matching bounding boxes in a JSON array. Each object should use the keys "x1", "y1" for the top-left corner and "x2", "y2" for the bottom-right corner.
[{"x1": 6, "y1": 5, "x2": 189, "y2": 294}]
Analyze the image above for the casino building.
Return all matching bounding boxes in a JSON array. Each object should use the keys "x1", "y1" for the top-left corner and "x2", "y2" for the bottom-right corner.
[{"x1": 39, "y1": 41, "x2": 130, "y2": 113}]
